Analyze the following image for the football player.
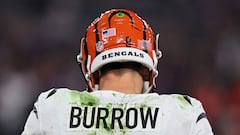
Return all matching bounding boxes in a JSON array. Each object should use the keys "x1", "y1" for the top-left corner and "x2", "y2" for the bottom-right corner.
[{"x1": 22, "y1": 9, "x2": 213, "y2": 135}]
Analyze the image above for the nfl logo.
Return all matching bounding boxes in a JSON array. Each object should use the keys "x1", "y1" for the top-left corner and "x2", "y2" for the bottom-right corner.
[{"x1": 96, "y1": 41, "x2": 104, "y2": 52}]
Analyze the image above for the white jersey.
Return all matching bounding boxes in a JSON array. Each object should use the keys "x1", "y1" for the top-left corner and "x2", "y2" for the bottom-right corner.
[{"x1": 22, "y1": 88, "x2": 213, "y2": 135}]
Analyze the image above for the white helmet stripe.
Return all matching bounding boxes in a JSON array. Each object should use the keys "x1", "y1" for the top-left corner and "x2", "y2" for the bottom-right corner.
[{"x1": 91, "y1": 47, "x2": 154, "y2": 73}]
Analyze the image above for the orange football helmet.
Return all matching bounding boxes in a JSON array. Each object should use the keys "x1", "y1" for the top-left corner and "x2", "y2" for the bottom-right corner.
[{"x1": 77, "y1": 9, "x2": 162, "y2": 93}]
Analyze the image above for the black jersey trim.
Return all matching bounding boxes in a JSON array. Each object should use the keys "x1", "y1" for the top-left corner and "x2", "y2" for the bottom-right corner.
[
  {"x1": 33, "y1": 105, "x2": 38, "y2": 119},
  {"x1": 196, "y1": 112, "x2": 207, "y2": 123},
  {"x1": 46, "y1": 89, "x2": 56, "y2": 99},
  {"x1": 183, "y1": 95, "x2": 192, "y2": 105}
]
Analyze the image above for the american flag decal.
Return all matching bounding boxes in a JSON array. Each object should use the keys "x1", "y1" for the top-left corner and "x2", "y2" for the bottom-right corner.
[{"x1": 102, "y1": 28, "x2": 116, "y2": 39}]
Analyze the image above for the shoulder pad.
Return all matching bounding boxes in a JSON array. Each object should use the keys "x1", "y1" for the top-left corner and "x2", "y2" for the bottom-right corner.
[
  {"x1": 38, "y1": 88, "x2": 72, "y2": 100},
  {"x1": 169, "y1": 94, "x2": 204, "y2": 110}
]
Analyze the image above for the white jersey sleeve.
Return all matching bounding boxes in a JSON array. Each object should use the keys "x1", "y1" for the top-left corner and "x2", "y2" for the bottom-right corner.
[
  {"x1": 21, "y1": 109, "x2": 40, "y2": 135},
  {"x1": 187, "y1": 96, "x2": 213, "y2": 135},
  {"x1": 157, "y1": 94, "x2": 214, "y2": 135},
  {"x1": 21, "y1": 89, "x2": 55, "y2": 135}
]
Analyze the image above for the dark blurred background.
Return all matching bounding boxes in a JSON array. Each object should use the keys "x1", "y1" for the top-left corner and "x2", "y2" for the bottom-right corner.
[{"x1": 0, "y1": 0, "x2": 239, "y2": 135}]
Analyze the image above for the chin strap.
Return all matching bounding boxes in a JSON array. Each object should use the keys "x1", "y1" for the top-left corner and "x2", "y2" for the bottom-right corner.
[
  {"x1": 77, "y1": 37, "x2": 94, "y2": 91},
  {"x1": 142, "y1": 33, "x2": 162, "y2": 93}
]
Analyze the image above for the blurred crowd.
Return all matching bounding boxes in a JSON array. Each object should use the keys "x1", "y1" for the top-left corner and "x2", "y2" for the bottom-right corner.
[{"x1": 0, "y1": 0, "x2": 239, "y2": 135}]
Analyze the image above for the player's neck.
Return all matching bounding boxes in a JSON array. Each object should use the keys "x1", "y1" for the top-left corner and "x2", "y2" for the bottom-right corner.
[{"x1": 99, "y1": 68, "x2": 144, "y2": 94}]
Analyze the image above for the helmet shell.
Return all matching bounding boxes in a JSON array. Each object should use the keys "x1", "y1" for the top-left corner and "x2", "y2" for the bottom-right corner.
[{"x1": 77, "y1": 9, "x2": 162, "y2": 93}]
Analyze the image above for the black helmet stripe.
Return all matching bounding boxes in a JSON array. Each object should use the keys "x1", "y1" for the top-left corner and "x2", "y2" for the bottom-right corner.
[
  {"x1": 142, "y1": 19, "x2": 148, "y2": 52},
  {"x1": 94, "y1": 22, "x2": 101, "y2": 55}
]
